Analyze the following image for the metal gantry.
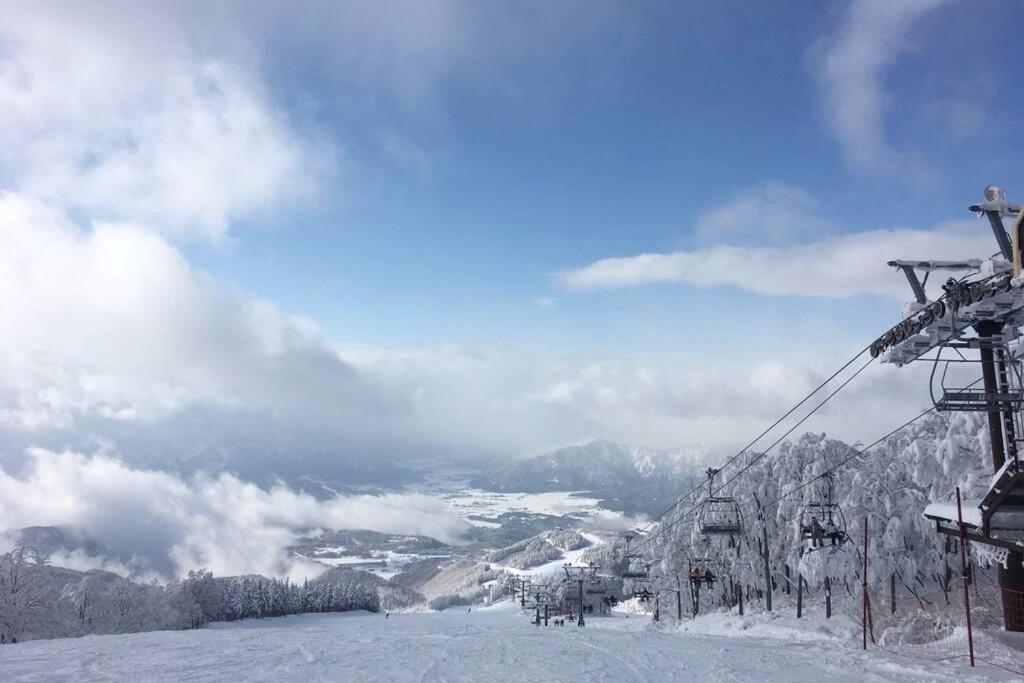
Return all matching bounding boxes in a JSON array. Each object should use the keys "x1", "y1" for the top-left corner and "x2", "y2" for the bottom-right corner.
[{"x1": 881, "y1": 186, "x2": 1024, "y2": 631}]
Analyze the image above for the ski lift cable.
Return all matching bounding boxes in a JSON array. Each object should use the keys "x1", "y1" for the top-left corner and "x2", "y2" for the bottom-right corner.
[
  {"x1": 652, "y1": 376, "x2": 982, "y2": 573},
  {"x1": 629, "y1": 345, "x2": 876, "y2": 539},
  {"x1": 634, "y1": 354, "x2": 878, "y2": 554},
  {"x1": 730, "y1": 374, "x2": 984, "y2": 530},
  {"x1": 630, "y1": 266, "x2": 995, "y2": 544}
]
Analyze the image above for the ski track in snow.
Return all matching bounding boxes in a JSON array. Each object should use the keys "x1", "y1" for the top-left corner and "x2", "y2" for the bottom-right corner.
[{"x1": 0, "y1": 605, "x2": 1016, "y2": 683}]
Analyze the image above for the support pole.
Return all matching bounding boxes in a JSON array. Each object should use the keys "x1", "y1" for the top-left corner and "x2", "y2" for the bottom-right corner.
[
  {"x1": 890, "y1": 573, "x2": 896, "y2": 615},
  {"x1": 577, "y1": 579, "x2": 585, "y2": 627},
  {"x1": 975, "y1": 322, "x2": 1024, "y2": 632},
  {"x1": 761, "y1": 513, "x2": 773, "y2": 612},
  {"x1": 797, "y1": 574, "x2": 803, "y2": 619},
  {"x1": 976, "y1": 321, "x2": 1006, "y2": 472},
  {"x1": 825, "y1": 576, "x2": 832, "y2": 619},
  {"x1": 862, "y1": 517, "x2": 868, "y2": 650},
  {"x1": 956, "y1": 487, "x2": 976, "y2": 667},
  {"x1": 785, "y1": 565, "x2": 791, "y2": 595}
]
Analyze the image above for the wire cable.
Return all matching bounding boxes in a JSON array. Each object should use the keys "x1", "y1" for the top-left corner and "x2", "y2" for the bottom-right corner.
[{"x1": 634, "y1": 353, "x2": 878, "y2": 554}]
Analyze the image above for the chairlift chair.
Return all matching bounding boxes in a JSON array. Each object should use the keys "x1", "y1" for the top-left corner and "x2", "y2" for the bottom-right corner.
[
  {"x1": 620, "y1": 534, "x2": 651, "y2": 579},
  {"x1": 697, "y1": 468, "x2": 742, "y2": 536},
  {"x1": 799, "y1": 473, "x2": 849, "y2": 554},
  {"x1": 631, "y1": 578, "x2": 654, "y2": 602},
  {"x1": 687, "y1": 556, "x2": 718, "y2": 588},
  {"x1": 930, "y1": 340, "x2": 1024, "y2": 412}
]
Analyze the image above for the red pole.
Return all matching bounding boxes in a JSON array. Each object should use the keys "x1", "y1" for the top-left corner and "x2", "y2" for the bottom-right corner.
[
  {"x1": 862, "y1": 516, "x2": 868, "y2": 650},
  {"x1": 955, "y1": 487, "x2": 976, "y2": 667}
]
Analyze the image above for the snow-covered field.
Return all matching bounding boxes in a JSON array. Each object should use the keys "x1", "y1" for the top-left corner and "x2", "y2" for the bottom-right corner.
[
  {"x1": 0, "y1": 604, "x2": 1015, "y2": 682},
  {"x1": 438, "y1": 488, "x2": 630, "y2": 526},
  {"x1": 405, "y1": 463, "x2": 637, "y2": 528}
]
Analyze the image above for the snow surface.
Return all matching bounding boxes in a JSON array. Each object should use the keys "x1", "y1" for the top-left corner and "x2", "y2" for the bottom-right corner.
[
  {"x1": 436, "y1": 488, "x2": 628, "y2": 526},
  {"x1": 488, "y1": 532, "x2": 604, "y2": 579},
  {"x1": 923, "y1": 500, "x2": 984, "y2": 527},
  {"x1": 0, "y1": 604, "x2": 1015, "y2": 682}
]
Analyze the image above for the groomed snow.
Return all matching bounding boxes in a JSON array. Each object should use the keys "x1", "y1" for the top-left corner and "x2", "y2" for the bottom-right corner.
[{"x1": 0, "y1": 605, "x2": 1016, "y2": 682}]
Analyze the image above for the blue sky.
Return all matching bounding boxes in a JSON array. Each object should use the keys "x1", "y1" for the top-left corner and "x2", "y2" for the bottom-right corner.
[
  {"x1": 1, "y1": 0, "x2": 1022, "y2": 462},
  {"x1": 184, "y1": 0, "x2": 1021, "y2": 354}
]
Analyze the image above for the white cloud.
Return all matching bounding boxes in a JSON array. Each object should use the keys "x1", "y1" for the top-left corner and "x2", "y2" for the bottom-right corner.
[
  {"x1": 0, "y1": 193, "x2": 943, "y2": 495},
  {"x1": 695, "y1": 182, "x2": 835, "y2": 247},
  {"x1": 0, "y1": 194, "x2": 397, "y2": 436},
  {"x1": 0, "y1": 3, "x2": 333, "y2": 240},
  {"x1": 813, "y1": 0, "x2": 949, "y2": 173},
  {"x1": 558, "y1": 220, "x2": 991, "y2": 299},
  {"x1": 0, "y1": 448, "x2": 471, "y2": 580}
]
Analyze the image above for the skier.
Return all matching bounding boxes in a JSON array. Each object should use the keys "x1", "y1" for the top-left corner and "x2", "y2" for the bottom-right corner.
[
  {"x1": 810, "y1": 517, "x2": 824, "y2": 548},
  {"x1": 824, "y1": 520, "x2": 839, "y2": 546},
  {"x1": 704, "y1": 570, "x2": 716, "y2": 588},
  {"x1": 385, "y1": 612, "x2": 389, "y2": 619}
]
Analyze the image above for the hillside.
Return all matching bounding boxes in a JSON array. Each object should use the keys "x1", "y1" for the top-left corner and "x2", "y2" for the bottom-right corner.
[{"x1": 472, "y1": 439, "x2": 708, "y2": 515}]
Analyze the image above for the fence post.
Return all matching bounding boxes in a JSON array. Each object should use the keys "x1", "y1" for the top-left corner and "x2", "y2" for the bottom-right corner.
[
  {"x1": 955, "y1": 487, "x2": 976, "y2": 667},
  {"x1": 862, "y1": 516, "x2": 868, "y2": 650}
]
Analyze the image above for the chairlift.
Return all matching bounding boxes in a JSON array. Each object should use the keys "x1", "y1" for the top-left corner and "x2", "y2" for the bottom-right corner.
[
  {"x1": 697, "y1": 468, "x2": 742, "y2": 536},
  {"x1": 620, "y1": 534, "x2": 651, "y2": 579},
  {"x1": 631, "y1": 578, "x2": 654, "y2": 602},
  {"x1": 799, "y1": 473, "x2": 849, "y2": 554},
  {"x1": 930, "y1": 339, "x2": 1024, "y2": 412},
  {"x1": 686, "y1": 544, "x2": 718, "y2": 588}
]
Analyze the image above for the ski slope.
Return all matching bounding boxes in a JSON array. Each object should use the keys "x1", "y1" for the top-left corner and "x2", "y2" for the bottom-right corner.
[
  {"x1": 488, "y1": 531, "x2": 605, "y2": 579},
  {"x1": 0, "y1": 603, "x2": 1015, "y2": 682}
]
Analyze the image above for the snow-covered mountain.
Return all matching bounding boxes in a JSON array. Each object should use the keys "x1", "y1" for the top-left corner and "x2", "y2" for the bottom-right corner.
[
  {"x1": 473, "y1": 439, "x2": 707, "y2": 493},
  {"x1": 471, "y1": 439, "x2": 709, "y2": 516}
]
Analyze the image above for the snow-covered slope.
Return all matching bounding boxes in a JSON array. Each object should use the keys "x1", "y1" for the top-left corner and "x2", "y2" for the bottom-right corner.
[{"x1": 0, "y1": 607, "x2": 1012, "y2": 682}]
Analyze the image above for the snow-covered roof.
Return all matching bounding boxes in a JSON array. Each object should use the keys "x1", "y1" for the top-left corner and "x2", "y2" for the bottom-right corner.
[{"x1": 922, "y1": 500, "x2": 984, "y2": 528}]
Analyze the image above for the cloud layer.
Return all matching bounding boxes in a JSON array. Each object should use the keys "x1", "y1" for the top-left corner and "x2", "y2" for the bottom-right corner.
[
  {"x1": 0, "y1": 3, "x2": 333, "y2": 240},
  {"x1": 0, "y1": 194, "x2": 393, "y2": 434},
  {"x1": 558, "y1": 220, "x2": 990, "y2": 299},
  {"x1": 0, "y1": 448, "x2": 470, "y2": 580}
]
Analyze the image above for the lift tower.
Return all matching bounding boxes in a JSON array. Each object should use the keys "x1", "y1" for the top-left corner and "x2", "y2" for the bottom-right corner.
[{"x1": 876, "y1": 186, "x2": 1024, "y2": 631}]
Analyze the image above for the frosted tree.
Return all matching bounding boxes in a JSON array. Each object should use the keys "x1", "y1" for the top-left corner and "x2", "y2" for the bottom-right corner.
[{"x1": 0, "y1": 544, "x2": 48, "y2": 643}]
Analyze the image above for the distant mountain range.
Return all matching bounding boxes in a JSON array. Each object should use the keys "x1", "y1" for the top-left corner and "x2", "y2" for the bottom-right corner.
[{"x1": 472, "y1": 439, "x2": 709, "y2": 516}]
